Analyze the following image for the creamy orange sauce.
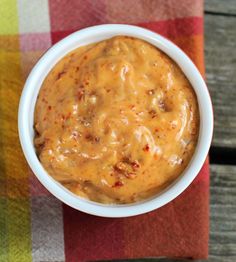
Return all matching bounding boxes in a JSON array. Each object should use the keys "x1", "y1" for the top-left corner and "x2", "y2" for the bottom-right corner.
[{"x1": 34, "y1": 36, "x2": 199, "y2": 204}]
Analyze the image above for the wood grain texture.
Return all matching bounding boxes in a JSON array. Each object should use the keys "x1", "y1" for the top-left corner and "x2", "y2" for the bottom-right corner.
[
  {"x1": 208, "y1": 165, "x2": 236, "y2": 262},
  {"x1": 204, "y1": 14, "x2": 236, "y2": 147},
  {"x1": 205, "y1": 0, "x2": 236, "y2": 15}
]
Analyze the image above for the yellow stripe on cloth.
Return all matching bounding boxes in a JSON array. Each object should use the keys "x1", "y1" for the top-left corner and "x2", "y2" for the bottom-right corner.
[
  {"x1": 0, "y1": 0, "x2": 18, "y2": 35},
  {"x1": 0, "y1": 47, "x2": 32, "y2": 261}
]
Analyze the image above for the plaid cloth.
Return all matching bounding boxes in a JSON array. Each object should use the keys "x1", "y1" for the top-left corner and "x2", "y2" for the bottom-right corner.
[{"x1": 0, "y1": 0, "x2": 209, "y2": 261}]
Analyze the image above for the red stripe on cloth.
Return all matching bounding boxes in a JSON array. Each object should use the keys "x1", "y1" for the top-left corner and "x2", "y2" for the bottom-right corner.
[
  {"x1": 51, "y1": 30, "x2": 76, "y2": 44},
  {"x1": 63, "y1": 206, "x2": 126, "y2": 261},
  {"x1": 63, "y1": 162, "x2": 209, "y2": 261},
  {"x1": 29, "y1": 171, "x2": 51, "y2": 196},
  {"x1": 50, "y1": 17, "x2": 202, "y2": 45},
  {"x1": 105, "y1": 0, "x2": 203, "y2": 24},
  {"x1": 138, "y1": 17, "x2": 203, "y2": 39},
  {"x1": 48, "y1": 0, "x2": 107, "y2": 32},
  {"x1": 48, "y1": 0, "x2": 203, "y2": 32}
]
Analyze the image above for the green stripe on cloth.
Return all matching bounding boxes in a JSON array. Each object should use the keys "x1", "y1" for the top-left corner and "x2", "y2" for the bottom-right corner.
[
  {"x1": 7, "y1": 199, "x2": 32, "y2": 262},
  {"x1": 0, "y1": 198, "x2": 8, "y2": 262}
]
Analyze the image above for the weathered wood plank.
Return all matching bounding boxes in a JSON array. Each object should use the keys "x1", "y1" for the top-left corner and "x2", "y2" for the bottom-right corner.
[
  {"x1": 205, "y1": 0, "x2": 236, "y2": 15},
  {"x1": 208, "y1": 165, "x2": 236, "y2": 262},
  {"x1": 205, "y1": 14, "x2": 236, "y2": 148}
]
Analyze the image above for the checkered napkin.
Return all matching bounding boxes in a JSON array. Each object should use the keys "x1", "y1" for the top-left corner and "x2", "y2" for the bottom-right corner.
[{"x1": 0, "y1": 0, "x2": 209, "y2": 261}]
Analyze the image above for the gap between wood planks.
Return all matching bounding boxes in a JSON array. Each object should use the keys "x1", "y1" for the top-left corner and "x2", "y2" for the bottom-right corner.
[
  {"x1": 210, "y1": 147, "x2": 236, "y2": 165},
  {"x1": 205, "y1": 11, "x2": 236, "y2": 17}
]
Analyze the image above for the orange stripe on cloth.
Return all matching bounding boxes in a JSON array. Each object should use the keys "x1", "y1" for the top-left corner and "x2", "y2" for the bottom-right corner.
[
  {"x1": 0, "y1": 35, "x2": 20, "y2": 51},
  {"x1": 0, "y1": 48, "x2": 32, "y2": 261},
  {"x1": 50, "y1": 16, "x2": 203, "y2": 45},
  {"x1": 173, "y1": 35, "x2": 205, "y2": 76}
]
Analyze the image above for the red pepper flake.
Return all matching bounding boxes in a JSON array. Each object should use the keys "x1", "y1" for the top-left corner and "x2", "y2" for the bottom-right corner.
[
  {"x1": 112, "y1": 181, "x2": 124, "y2": 188},
  {"x1": 143, "y1": 144, "x2": 150, "y2": 152},
  {"x1": 131, "y1": 161, "x2": 140, "y2": 169},
  {"x1": 149, "y1": 109, "x2": 157, "y2": 118},
  {"x1": 85, "y1": 133, "x2": 93, "y2": 140},
  {"x1": 75, "y1": 66, "x2": 80, "y2": 72},
  {"x1": 83, "y1": 55, "x2": 88, "y2": 60},
  {"x1": 155, "y1": 128, "x2": 159, "y2": 132},
  {"x1": 48, "y1": 105, "x2": 51, "y2": 110},
  {"x1": 106, "y1": 89, "x2": 111, "y2": 93},
  {"x1": 94, "y1": 136, "x2": 100, "y2": 143},
  {"x1": 43, "y1": 117, "x2": 46, "y2": 121}
]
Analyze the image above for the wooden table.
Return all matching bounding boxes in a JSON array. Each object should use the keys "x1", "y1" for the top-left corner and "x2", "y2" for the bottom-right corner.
[{"x1": 205, "y1": 1, "x2": 236, "y2": 261}]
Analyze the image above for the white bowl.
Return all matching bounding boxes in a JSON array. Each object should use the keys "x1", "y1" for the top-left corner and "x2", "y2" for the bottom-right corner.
[{"x1": 18, "y1": 24, "x2": 213, "y2": 217}]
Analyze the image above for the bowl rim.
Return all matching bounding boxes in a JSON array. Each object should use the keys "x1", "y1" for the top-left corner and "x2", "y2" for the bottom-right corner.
[{"x1": 18, "y1": 24, "x2": 213, "y2": 217}]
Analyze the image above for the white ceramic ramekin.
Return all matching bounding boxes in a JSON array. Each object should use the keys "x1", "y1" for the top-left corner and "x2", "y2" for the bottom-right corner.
[{"x1": 18, "y1": 24, "x2": 213, "y2": 217}]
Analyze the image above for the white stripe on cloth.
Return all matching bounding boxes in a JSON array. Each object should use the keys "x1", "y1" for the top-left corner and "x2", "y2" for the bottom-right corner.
[
  {"x1": 30, "y1": 196, "x2": 65, "y2": 262},
  {"x1": 17, "y1": 0, "x2": 51, "y2": 33}
]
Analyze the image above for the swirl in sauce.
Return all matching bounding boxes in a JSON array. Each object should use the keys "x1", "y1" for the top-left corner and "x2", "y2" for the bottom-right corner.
[{"x1": 34, "y1": 36, "x2": 199, "y2": 204}]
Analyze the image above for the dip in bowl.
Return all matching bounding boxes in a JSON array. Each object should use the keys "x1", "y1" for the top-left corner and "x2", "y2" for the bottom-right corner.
[{"x1": 18, "y1": 24, "x2": 213, "y2": 217}]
